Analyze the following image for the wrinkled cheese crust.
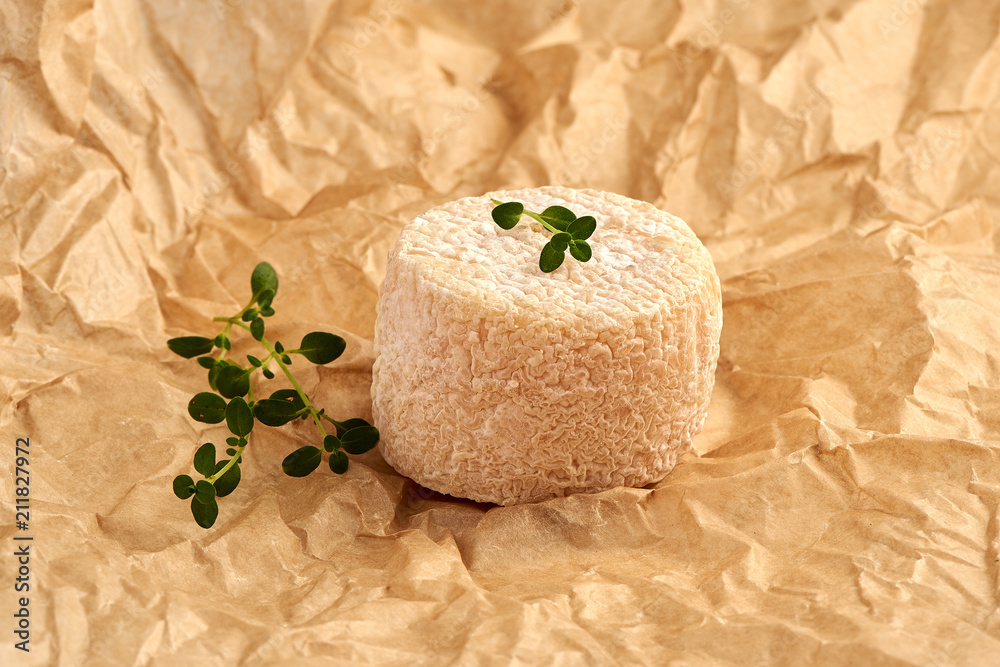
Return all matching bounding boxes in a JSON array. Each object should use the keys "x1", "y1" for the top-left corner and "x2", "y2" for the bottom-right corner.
[{"x1": 372, "y1": 187, "x2": 722, "y2": 505}]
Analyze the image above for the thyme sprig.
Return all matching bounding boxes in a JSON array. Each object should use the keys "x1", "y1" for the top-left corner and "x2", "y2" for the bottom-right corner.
[
  {"x1": 490, "y1": 199, "x2": 597, "y2": 272},
  {"x1": 167, "y1": 262, "x2": 379, "y2": 528}
]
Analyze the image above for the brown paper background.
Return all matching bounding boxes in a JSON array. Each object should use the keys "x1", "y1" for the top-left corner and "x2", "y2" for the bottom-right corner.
[{"x1": 2, "y1": 0, "x2": 1000, "y2": 664}]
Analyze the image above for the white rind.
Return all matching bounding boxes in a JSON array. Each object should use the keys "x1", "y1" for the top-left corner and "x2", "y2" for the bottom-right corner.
[{"x1": 371, "y1": 187, "x2": 722, "y2": 505}]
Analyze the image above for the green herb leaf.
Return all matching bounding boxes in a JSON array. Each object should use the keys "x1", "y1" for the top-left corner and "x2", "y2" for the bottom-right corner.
[
  {"x1": 208, "y1": 364, "x2": 222, "y2": 391},
  {"x1": 549, "y1": 232, "x2": 572, "y2": 253},
  {"x1": 539, "y1": 241, "x2": 566, "y2": 273},
  {"x1": 257, "y1": 288, "x2": 275, "y2": 309},
  {"x1": 188, "y1": 392, "x2": 227, "y2": 424},
  {"x1": 262, "y1": 367, "x2": 275, "y2": 379},
  {"x1": 195, "y1": 479, "x2": 216, "y2": 503},
  {"x1": 216, "y1": 365, "x2": 251, "y2": 399},
  {"x1": 226, "y1": 396, "x2": 254, "y2": 438},
  {"x1": 491, "y1": 201, "x2": 524, "y2": 230},
  {"x1": 167, "y1": 336, "x2": 215, "y2": 359},
  {"x1": 329, "y1": 450, "x2": 349, "y2": 474},
  {"x1": 296, "y1": 331, "x2": 346, "y2": 364},
  {"x1": 194, "y1": 443, "x2": 216, "y2": 477},
  {"x1": 253, "y1": 398, "x2": 301, "y2": 426},
  {"x1": 282, "y1": 446, "x2": 322, "y2": 477},
  {"x1": 226, "y1": 447, "x2": 237, "y2": 456},
  {"x1": 213, "y1": 460, "x2": 241, "y2": 497},
  {"x1": 247, "y1": 355, "x2": 262, "y2": 367},
  {"x1": 568, "y1": 216, "x2": 596, "y2": 240},
  {"x1": 282, "y1": 354, "x2": 292, "y2": 365},
  {"x1": 214, "y1": 333, "x2": 231, "y2": 350},
  {"x1": 539, "y1": 206, "x2": 576, "y2": 231},
  {"x1": 241, "y1": 309, "x2": 257, "y2": 322},
  {"x1": 569, "y1": 239, "x2": 592, "y2": 262},
  {"x1": 197, "y1": 356, "x2": 217, "y2": 369},
  {"x1": 323, "y1": 434, "x2": 342, "y2": 452},
  {"x1": 274, "y1": 341, "x2": 285, "y2": 354},
  {"x1": 251, "y1": 262, "x2": 279, "y2": 301},
  {"x1": 334, "y1": 417, "x2": 371, "y2": 438},
  {"x1": 190, "y1": 495, "x2": 219, "y2": 529},
  {"x1": 246, "y1": 316, "x2": 262, "y2": 340},
  {"x1": 341, "y1": 425, "x2": 380, "y2": 455},
  {"x1": 269, "y1": 389, "x2": 306, "y2": 411},
  {"x1": 260, "y1": 306, "x2": 275, "y2": 317},
  {"x1": 173, "y1": 474, "x2": 195, "y2": 499},
  {"x1": 226, "y1": 436, "x2": 240, "y2": 448}
]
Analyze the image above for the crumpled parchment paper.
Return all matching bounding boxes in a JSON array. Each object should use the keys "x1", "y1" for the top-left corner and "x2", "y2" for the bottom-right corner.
[{"x1": 2, "y1": 0, "x2": 1000, "y2": 664}]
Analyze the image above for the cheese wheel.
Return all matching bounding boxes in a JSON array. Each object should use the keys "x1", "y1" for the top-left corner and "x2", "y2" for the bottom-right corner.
[{"x1": 372, "y1": 187, "x2": 721, "y2": 505}]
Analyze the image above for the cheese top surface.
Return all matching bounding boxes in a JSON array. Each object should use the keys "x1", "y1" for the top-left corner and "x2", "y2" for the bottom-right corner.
[{"x1": 394, "y1": 187, "x2": 716, "y2": 327}]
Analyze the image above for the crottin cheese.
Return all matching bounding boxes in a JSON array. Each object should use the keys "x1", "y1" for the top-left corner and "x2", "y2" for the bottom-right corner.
[{"x1": 372, "y1": 187, "x2": 721, "y2": 505}]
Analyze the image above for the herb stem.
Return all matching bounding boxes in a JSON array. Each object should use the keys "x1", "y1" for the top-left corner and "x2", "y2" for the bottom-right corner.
[
  {"x1": 229, "y1": 321, "x2": 328, "y2": 438},
  {"x1": 212, "y1": 300, "x2": 253, "y2": 362},
  {"x1": 321, "y1": 413, "x2": 345, "y2": 428},
  {"x1": 207, "y1": 441, "x2": 245, "y2": 483},
  {"x1": 491, "y1": 198, "x2": 561, "y2": 234},
  {"x1": 522, "y1": 210, "x2": 561, "y2": 234}
]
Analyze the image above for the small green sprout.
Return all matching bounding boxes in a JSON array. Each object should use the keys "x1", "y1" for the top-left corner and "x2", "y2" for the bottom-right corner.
[{"x1": 490, "y1": 199, "x2": 597, "y2": 273}]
